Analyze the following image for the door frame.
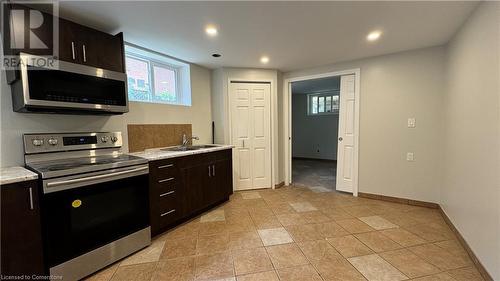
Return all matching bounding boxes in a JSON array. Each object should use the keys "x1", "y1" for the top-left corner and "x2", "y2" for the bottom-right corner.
[
  {"x1": 228, "y1": 78, "x2": 276, "y2": 190},
  {"x1": 283, "y1": 69, "x2": 361, "y2": 196}
]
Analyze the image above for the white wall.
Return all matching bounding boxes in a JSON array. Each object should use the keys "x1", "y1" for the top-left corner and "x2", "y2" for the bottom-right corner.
[
  {"x1": 442, "y1": 2, "x2": 500, "y2": 279},
  {"x1": 292, "y1": 93, "x2": 339, "y2": 160},
  {"x1": 283, "y1": 46, "x2": 445, "y2": 203},
  {"x1": 211, "y1": 67, "x2": 281, "y2": 185},
  {"x1": 0, "y1": 63, "x2": 212, "y2": 167},
  {"x1": 277, "y1": 71, "x2": 284, "y2": 182}
]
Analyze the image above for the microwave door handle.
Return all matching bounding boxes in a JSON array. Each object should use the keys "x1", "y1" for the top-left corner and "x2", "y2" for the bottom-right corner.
[{"x1": 46, "y1": 166, "x2": 148, "y2": 189}]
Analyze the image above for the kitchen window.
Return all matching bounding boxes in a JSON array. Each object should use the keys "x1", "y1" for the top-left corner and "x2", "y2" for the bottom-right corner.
[
  {"x1": 125, "y1": 44, "x2": 192, "y2": 106},
  {"x1": 308, "y1": 92, "x2": 340, "y2": 115}
]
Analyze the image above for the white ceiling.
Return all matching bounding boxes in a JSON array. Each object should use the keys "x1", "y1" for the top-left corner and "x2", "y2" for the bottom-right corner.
[
  {"x1": 292, "y1": 76, "x2": 340, "y2": 95},
  {"x1": 58, "y1": 1, "x2": 478, "y2": 72}
]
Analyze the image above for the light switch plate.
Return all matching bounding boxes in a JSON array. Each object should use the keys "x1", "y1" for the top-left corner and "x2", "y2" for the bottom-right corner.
[
  {"x1": 407, "y1": 152, "x2": 415, "y2": 161},
  {"x1": 408, "y1": 118, "x2": 416, "y2": 128}
]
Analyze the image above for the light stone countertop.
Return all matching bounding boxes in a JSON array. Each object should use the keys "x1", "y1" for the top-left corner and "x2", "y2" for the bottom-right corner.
[
  {"x1": 132, "y1": 144, "x2": 234, "y2": 161},
  {"x1": 0, "y1": 146, "x2": 233, "y2": 185},
  {"x1": 0, "y1": 166, "x2": 39, "y2": 185}
]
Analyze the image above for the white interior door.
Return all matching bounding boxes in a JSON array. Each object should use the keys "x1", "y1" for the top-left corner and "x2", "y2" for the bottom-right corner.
[
  {"x1": 230, "y1": 82, "x2": 272, "y2": 190},
  {"x1": 336, "y1": 74, "x2": 356, "y2": 193}
]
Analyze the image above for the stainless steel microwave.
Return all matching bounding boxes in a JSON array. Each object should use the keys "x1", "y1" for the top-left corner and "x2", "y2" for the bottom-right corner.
[{"x1": 10, "y1": 53, "x2": 128, "y2": 114}]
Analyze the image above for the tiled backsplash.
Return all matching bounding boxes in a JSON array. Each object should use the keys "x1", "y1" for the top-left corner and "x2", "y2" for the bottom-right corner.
[{"x1": 127, "y1": 124, "x2": 192, "y2": 152}]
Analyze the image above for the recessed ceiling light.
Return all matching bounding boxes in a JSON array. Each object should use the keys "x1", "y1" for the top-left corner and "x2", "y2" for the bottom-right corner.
[
  {"x1": 260, "y1": 56, "x2": 269, "y2": 64},
  {"x1": 367, "y1": 30, "x2": 382, "y2": 41},
  {"x1": 205, "y1": 25, "x2": 218, "y2": 36},
  {"x1": 212, "y1": 53, "x2": 221, "y2": 58}
]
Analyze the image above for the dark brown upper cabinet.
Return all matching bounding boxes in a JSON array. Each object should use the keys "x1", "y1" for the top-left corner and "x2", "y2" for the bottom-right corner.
[
  {"x1": 3, "y1": 3, "x2": 125, "y2": 83},
  {"x1": 58, "y1": 17, "x2": 125, "y2": 72}
]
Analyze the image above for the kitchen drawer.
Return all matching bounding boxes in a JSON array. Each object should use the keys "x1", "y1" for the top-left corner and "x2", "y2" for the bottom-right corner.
[
  {"x1": 158, "y1": 190, "x2": 178, "y2": 214},
  {"x1": 153, "y1": 180, "x2": 178, "y2": 196},
  {"x1": 150, "y1": 159, "x2": 179, "y2": 192},
  {"x1": 157, "y1": 191, "x2": 178, "y2": 226},
  {"x1": 158, "y1": 208, "x2": 178, "y2": 227},
  {"x1": 151, "y1": 159, "x2": 177, "y2": 173},
  {"x1": 152, "y1": 175, "x2": 177, "y2": 190}
]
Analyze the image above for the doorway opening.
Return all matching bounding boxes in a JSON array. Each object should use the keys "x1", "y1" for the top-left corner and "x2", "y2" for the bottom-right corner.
[
  {"x1": 291, "y1": 76, "x2": 340, "y2": 192},
  {"x1": 284, "y1": 69, "x2": 360, "y2": 196}
]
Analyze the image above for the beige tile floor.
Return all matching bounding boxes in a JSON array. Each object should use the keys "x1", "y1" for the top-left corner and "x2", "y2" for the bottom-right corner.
[{"x1": 86, "y1": 186, "x2": 484, "y2": 281}]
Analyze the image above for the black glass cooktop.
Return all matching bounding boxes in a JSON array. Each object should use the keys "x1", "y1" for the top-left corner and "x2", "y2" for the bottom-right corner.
[{"x1": 27, "y1": 154, "x2": 147, "y2": 179}]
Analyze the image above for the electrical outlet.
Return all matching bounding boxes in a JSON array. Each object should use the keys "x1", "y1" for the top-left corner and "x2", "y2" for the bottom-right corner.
[
  {"x1": 407, "y1": 152, "x2": 415, "y2": 161},
  {"x1": 408, "y1": 118, "x2": 416, "y2": 128}
]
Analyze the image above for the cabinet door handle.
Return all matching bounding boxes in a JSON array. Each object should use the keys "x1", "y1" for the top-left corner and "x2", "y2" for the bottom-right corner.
[
  {"x1": 158, "y1": 164, "x2": 174, "y2": 169},
  {"x1": 212, "y1": 165, "x2": 215, "y2": 177},
  {"x1": 71, "y1": 42, "x2": 76, "y2": 60},
  {"x1": 158, "y1": 177, "x2": 175, "y2": 183},
  {"x1": 28, "y1": 187, "x2": 34, "y2": 210},
  {"x1": 160, "y1": 190, "x2": 175, "y2": 197},
  {"x1": 82, "y1": 44, "x2": 87, "y2": 62},
  {"x1": 160, "y1": 209, "x2": 176, "y2": 217},
  {"x1": 208, "y1": 165, "x2": 211, "y2": 177}
]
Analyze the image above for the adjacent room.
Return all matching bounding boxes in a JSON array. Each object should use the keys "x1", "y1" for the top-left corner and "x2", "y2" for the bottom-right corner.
[
  {"x1": 0, "y1": 1, "x2": 498, "y2": 281},
  {"x1": 291, "y1": 76, "x2": 340, "y2": 192}
]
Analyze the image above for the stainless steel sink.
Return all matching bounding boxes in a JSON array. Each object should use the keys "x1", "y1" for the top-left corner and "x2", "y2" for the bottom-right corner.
[{"x1": 161, "y1": 145, "x2": 218, "y2": 152}]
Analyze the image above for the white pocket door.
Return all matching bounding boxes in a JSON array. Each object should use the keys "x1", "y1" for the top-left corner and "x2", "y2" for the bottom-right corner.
[
  {"x1": 336, "y1": 74, "x2": 357, "y2": 193},
  {"x1": 230, "y1": 82, "x2": 272, "y2": 190}
]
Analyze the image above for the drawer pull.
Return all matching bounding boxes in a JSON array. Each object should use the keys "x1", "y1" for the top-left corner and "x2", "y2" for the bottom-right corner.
[
  {"x1": 160, "y1": 190, "x2": 175, "y2": 197},
  {"x1": 160, "y1": 209, "x2": 176, "y2": 217},
  {"x1": 158, "y1": 164, "x2": 174, "y2": 169},
  {"x1": 158, "y1": 177, "x2": 175, "y2": 183}
]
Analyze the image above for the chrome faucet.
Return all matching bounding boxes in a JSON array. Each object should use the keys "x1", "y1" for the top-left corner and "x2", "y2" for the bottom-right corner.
[{"x1": 182, "y1": 133, "x2": 199, "y2": 147}]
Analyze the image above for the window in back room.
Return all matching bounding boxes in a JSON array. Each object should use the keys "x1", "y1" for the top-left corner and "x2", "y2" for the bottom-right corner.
[{"x1": 308, "y1": 92, "x2": 340, "y2": 115}]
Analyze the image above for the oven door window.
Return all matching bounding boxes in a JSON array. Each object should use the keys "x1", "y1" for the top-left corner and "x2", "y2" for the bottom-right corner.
[{"x1": 43, "y1": 174, "x2": 149, "y2": 267}]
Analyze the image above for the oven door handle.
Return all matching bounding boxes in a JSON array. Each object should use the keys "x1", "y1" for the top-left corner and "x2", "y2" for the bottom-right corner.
[{"x1": 45, "y1": 166, "x2": 149, "y2": 193}]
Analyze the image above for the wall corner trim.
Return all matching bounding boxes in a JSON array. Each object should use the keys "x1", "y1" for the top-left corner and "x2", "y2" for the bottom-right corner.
[
  {"x1": 358, "y1": 191, "x2": 494, "y2": 281},
  {"x1": 438, "y1": 206, "x2": 494, "y2": 281},
  {"x1": 358, "y1": 192, "x2": 439, "y2": 209}
]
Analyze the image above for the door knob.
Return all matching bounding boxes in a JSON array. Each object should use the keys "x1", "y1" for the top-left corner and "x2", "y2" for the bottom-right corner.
[{"x1": 338, "y1": 137, "x2": 343, "y2": 142}]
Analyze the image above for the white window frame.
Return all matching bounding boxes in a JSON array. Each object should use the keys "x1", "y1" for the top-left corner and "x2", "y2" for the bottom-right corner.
[
  {"x1": 124, "y1": 43, "x2": 192, "y2": 106},
  {"x1": 307, "y1": 91, "x2": 340, "y2": 116},
  {"x1": 125, "y1": 52, "x2": 182, "y2": 104}
]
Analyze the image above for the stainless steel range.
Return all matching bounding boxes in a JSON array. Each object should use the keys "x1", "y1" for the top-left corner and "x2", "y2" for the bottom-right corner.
[{"x1": 24, "y1": 132, "x2": 150, "y2": 281}]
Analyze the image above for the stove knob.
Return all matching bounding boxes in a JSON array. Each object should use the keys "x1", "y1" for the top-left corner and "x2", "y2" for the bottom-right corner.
[
  {"x1": 110, "y1": 136, "x2": 118, "y2": 143},
  {"x1": 101, "y1": 136, "x2": 109, "y2": 143},
  {"x1": 32, "y1": 139, "x2": 44, "y2": 146},
  {"x1": 48, "y1": 138, "x2": 58, "y2": 146}
]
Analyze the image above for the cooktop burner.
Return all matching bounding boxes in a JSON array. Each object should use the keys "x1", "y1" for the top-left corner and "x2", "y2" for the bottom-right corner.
[{"x1": 27, "y1": 154, "x2": 147, "y2": 179}]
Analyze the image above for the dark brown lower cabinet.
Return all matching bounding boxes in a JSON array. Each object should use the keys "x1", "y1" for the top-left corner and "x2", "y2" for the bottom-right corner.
[
  {"x1": 149, "y1": 149, "x2": 233, "y2": 236},
  {"x1": 1, "y1": 180, "x2": 45, "y2": 276}
]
